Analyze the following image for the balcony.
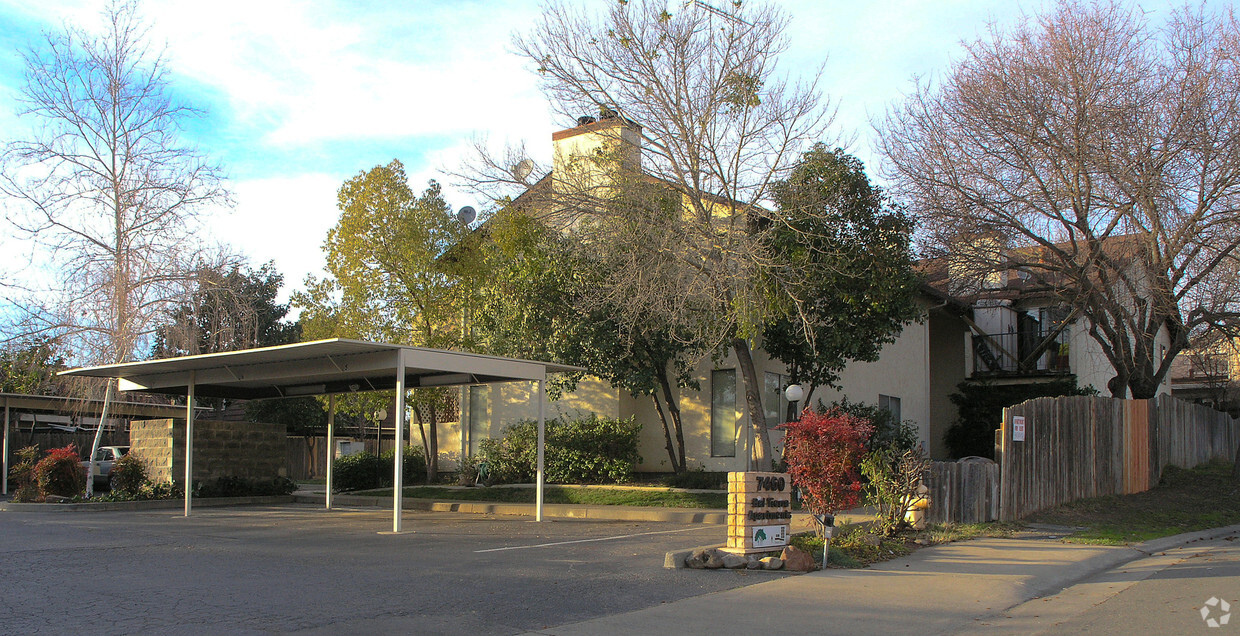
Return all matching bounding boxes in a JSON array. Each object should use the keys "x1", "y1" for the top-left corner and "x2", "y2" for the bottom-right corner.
[{"x1": 972, "y1": 329, "x2": 1071, "y2": 377}]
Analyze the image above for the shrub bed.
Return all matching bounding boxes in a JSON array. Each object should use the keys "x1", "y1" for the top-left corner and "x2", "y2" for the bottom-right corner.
[
  {"x1": 480, "y1": 414, "x2": 642, "y2": 484},
  {"x1": 331, "y1": 446, "x2": 427, "y2": 492},
  {"x1": 34, "y1": 444, "x2": 86, "y2": 498},
  {"x1": 195, "y1": 475, "x2": 297, "y2": 498}
]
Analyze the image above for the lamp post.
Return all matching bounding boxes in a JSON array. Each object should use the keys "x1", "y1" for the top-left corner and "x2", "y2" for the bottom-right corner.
[{"x1": 784, "y1": 383, "x2": 804, "y2": 421}]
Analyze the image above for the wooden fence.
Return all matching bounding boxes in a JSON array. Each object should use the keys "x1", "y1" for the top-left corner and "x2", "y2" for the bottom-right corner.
[
  {"x1": 5, "y1": 429, "x2": 129, "y2": 456},
  {"x1": 997, "y1": 395, "x2": 1240, "y2": 521},
  {"x1": 922, "y1": 460, "x2": 1000, "y2": 524}
]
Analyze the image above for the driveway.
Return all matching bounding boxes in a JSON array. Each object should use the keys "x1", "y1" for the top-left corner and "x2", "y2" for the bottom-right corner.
[{"x1": 0, "y1": 503, "x2": 760, "y2": 635}]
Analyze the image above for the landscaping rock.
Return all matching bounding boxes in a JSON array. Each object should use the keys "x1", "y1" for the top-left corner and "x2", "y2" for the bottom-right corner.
[
  {"x1": 780, "y1": 545, "x2": 816, "y2": 572},
  {"x1": 745, "y1": 556, "x2": 761, "y2": 570},
  {"x1": 684, "y1": 549, "x2": 710, "y2": 569},
  {"x1": 759, "y1": 556, "x2": 783, "y2": 570},
  {"x1": 861, "y1": 533, "x2": 883, "y2": 547},
  {"x1": 704, "y1": 549, "x2": 727, "y2": 569},
  {"x1": 720, "y1": 552, "x2": 748, "y2": 569}
]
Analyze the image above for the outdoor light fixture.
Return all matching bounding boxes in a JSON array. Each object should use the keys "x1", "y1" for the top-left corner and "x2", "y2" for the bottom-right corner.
[{"x1": 785, "y1": 384, "x2": 804, "y2": 422}]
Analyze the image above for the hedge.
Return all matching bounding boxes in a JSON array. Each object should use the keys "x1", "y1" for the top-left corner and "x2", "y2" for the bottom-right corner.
[{"x1": 479, "y1": 413, "x2": 641, "y2": 485}]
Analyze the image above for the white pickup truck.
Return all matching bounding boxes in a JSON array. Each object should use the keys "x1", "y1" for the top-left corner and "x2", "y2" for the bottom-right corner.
[{"x1": 81, "y1": 446, "x2": 129, "y2": 489}]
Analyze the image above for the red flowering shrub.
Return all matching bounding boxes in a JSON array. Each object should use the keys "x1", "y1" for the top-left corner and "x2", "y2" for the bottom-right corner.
[
  {"x1": 780, "y1": 409, "x2": 873, "y2": 516},
  {"x1": 33, "y1": 444, "x2": 87, "y2": 498}
]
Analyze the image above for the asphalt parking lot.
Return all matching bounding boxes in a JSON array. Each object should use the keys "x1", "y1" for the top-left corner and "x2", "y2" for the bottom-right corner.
[{"x1": 0, "y1": 503, "x2": 765, "y2": 635}]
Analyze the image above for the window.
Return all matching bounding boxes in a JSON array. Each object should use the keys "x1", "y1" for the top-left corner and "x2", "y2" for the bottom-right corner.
[
  {"x1": 878, "y1": 394, "x2": 901, "y2": 423},
  {"x1": 711, "y1": 369, "x2": 738, "y2": 457},
  {"x1": 467, "y1": 385, "x2": 490, "y2": 455},
  {"x1": 764, "y1": 372, "x2": 790, "y2": 424}
]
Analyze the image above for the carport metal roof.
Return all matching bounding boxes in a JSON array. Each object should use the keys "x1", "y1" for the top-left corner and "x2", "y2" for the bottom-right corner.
[{"x1": 60, "y1": 338, "x2": 584, "y2": 532}]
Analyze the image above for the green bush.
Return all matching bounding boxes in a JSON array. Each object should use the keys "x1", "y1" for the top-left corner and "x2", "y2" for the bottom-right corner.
[
  {"x1": 90, "y1": 479, "x2": 182, "y2": 502},
  {"x1": 109, "y1": 452, "x2": 147, "y2": 495},
  {"x1": 33, "y1": 445, "x2": 86, "y2": 498},
  {"x1": 945, "y1": 379, "x2": 1095, "y2": 459},
  {"x1": 661, "y1": 467, "x2": 728, "y2": 489},
  {"x1": 331, "y1": 446, "x2": 426, "y2": 492},
  {"x1": 8, "y1": 445, "x2": 41, "y2": 502},
  {"x1": 823, "y1": 397, "x2": 918, "y2": 454},
  {"x1": 480, "y1": 414, "x2": 642, "y2": 485},
  {"x1": 195, "y1": 475, "x2": 297, "y2": 498}
]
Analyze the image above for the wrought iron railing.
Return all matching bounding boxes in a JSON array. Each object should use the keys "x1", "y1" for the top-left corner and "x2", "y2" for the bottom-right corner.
[{"x1": 972, "y1": 330, "x2": 1071, "y2": 375}]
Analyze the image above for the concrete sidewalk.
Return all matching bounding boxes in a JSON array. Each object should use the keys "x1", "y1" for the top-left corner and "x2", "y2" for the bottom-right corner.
[{"x1": 522, "y1": 523, "x2": 1240, "y2": 636}]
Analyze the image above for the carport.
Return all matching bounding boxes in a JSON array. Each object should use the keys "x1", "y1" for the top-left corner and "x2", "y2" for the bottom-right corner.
[{"x1": 60, "y1": 338, "x2": 582, "y2": 532}]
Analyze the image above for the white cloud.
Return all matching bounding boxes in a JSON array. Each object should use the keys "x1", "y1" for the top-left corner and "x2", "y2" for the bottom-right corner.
[
  {"x1": 204, "y1": 173, "x2": 342, "y2": 302},
  {"x1": 142, "y1": 0, "x2": 550, "y2": 147}
]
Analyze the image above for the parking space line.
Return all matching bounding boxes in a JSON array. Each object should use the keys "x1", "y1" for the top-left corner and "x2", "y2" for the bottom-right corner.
[{"x1": 475, "y1": 526, "x2": 709, "y2": 553}]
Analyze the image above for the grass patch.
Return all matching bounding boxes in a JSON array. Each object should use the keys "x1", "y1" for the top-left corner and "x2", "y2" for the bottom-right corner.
[
  {"x1": 1029, "y1": 460, "x2": 1240, "y2": 545},
  {"x1": 352, "y1": 485, "x2": 728, "y2": 509}
]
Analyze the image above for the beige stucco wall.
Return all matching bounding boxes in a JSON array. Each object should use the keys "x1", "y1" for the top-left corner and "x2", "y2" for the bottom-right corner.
[
  {"x1": 809, "y1": 318, "x2": 933, "y2": 452},
  {"x1": 460, "y1": 316, "x2": 945, "y2": 473},
  {"x1": 927, "y1": 310, "x2": 969, "y2": 460},
  {"x1": 1068, "y1": 320, "x2": 1172, "y2": 398}
]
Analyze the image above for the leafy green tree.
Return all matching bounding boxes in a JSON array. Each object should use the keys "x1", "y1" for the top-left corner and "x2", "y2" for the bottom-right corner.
[
  {"x1": 295, "y1": 160, "x2": 474, "y2": 481},
  {"x1": 0, "y1": 338, "x2": 63, "y2": 395},
  {"x1": 763, "y1": 146, "x2": 923, "y2": 402},
  {"x1": 474, "y1": 210, "x2": 704, "y2": 472}
]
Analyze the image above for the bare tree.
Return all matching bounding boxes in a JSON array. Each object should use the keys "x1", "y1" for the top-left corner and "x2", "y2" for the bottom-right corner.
[
  {"x1": 880, "y1": 1, "x2": 1240, "y2": 399},
  {"x1": 467, "y1": 0, "x2": 833, "y2": 470},
  {"x1": 0, "y1": 0, "x2": 231, "y2": 493}
]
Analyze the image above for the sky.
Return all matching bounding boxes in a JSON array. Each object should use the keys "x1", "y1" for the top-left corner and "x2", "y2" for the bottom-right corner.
[{"x1": 0, "y1": 0, "x2": 1204, "y2": 307}]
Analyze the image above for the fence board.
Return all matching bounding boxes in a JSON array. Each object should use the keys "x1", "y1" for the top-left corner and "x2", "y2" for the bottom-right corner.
[{"x1": 924, "y1": 460, "x2": 999, "y2": 524}]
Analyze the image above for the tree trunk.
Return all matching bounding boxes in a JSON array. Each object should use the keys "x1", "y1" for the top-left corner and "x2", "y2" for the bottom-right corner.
[
  {"x1": 650, "y1": 393, "x2": 680, "y2": 473},
  {"x1": 412, "y1": 404, "x2": 431, "y2": 484},
  {"x1": 1232, "y1": 439, "x2": 1240, "y2": 482},
  {"x1": 658, "y1": 370, "x2": 688, "y2": 473},
  {"x1": 84, "y1": 380, "x2": 116, "y2": 498},
  {"x1": 427, "y1": 407, "x2": 439, "y2": 483},
  {"x1": 1107, "y1": 373, "x2": 1129, "y2": 399},
  {"x1": 733, "y1": 338, "x2": 773, "y2": 471}
]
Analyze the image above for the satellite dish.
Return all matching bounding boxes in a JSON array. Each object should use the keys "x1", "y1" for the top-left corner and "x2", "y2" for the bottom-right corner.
[
  {"x1": 457, "y1": 206, "x2": 476, "y2": 225},
  {"x1": 511, "y1": 159, "x2": 535, "y2": 183}
]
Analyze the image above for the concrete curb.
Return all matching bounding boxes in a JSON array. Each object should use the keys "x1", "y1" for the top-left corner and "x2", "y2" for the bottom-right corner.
[
  {"x1": 293, "y1": 493, "x2": 729, "y2": 523},
  {"x1": 0, "y1": 495, "x2": 295, "y2": 512},
  {"x1": 1133, "y1": 522, "x2": 1240, "y2": 555}
]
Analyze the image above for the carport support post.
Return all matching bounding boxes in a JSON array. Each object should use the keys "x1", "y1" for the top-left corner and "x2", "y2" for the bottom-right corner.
[
  {"x1": 3, "y1": 399, "x2": 9, "y2": 495},
  {"x1": 326, "y1": 395, "x2": 336, "y2": 510},
  {"x1": 185, "y1": 370, "x2": 196, "y2": 517},
  {"x1": 536, "y1": 379, "x2": 545, "y2": 522},
  {"x1": 392, "y1": 351, "x2": 406, "y2": 533}
]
